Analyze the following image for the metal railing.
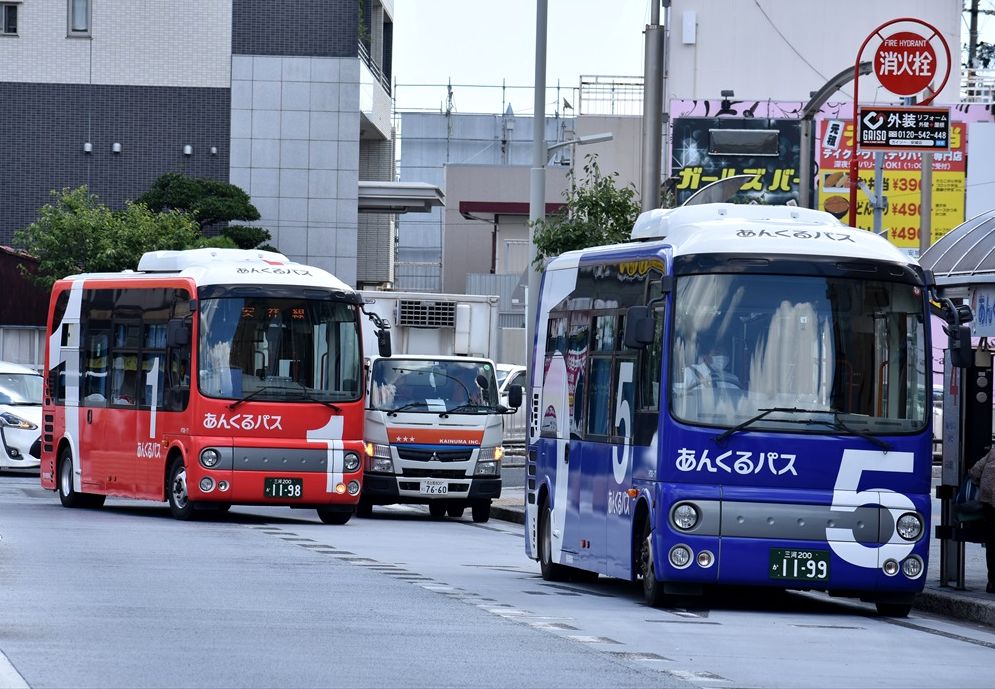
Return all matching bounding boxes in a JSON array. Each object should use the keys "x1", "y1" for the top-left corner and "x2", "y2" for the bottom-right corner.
[{"x1": 358, "y1": 41, "x2": 391, "y2": 94}]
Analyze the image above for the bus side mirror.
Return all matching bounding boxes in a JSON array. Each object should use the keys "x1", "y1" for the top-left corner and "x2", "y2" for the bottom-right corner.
[
  {"x1": 166, "y1": 319, "x2": 191, "y2": 348},
  {"x1": 623, "y1": 306, "x2": 655, "y2": 349},
  {"x1": 948, "y1": 324, "x2": 973, "y2": 368},
  {"x1": 507, "y1": 385, "x2": 523, "y2": 409},
  {"x1": 377, "y1": 329, "x2": 392, "y2": 358}
]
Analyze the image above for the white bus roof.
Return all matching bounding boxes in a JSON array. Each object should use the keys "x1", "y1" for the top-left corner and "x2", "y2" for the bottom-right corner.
[
  {"x1": 62, "y1": 248, "x2": 355, "y2": 293},
  {"x1": 548, "y1": 203, "x2": 916, "y2": 269}
]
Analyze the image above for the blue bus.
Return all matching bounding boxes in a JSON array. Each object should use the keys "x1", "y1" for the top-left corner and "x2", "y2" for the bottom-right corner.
[{"x1": 525, "y1": 203, "x2": 933, "y2": 617}]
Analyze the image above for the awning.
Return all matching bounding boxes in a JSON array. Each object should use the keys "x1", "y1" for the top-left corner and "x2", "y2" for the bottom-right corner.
[
  {"x1": 919, "y1": 209, "x2": 995, "y2": 288},
  {"x1": 358, "y1": 181, "x2": 445, "y2": 214}
]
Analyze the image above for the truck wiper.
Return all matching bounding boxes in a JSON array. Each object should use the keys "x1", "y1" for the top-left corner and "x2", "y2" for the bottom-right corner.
[
  {"x1": 386, "y1": 401, "x2": 430, "y2": 416},
  {"x1": 445, "y1": 402, "x2": 493, "y2": 415}
]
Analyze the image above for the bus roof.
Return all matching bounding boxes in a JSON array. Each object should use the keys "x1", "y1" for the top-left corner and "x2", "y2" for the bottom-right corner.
[
  {"x1": 546, "y1": 203, "x2": 916, "y2": 270},
  {"x1": 59, "y1": 248, "x2": 355, "y2": 293}
]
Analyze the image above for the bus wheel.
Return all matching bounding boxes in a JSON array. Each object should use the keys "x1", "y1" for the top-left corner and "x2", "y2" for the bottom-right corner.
[
  {"x1": 58, "y1": 448, "x2": 105, "y2": 509},
  {"x1": 356, "y1": 499, "x2": 373, "y2": 518},
  {"x1": 640, "y1": 518, "x2": 666, "y2": 607},
  {"x1": 875, "y1": 602, "x2": 912, "y2": 618},
  {"x1": 317, "y1": 508, "x2": 352, "y2": 525},
  {"x1": 428, "y1": 502, "x2": 447, "y2": 519},
  {"x1": 446, "y1": 503, "x2": 465, "y2": 519},
  {"x1": 471, "y1": 500, "x2": 491, "y2": 523},
  {"x1": 167, "y1": 460, "x2": 197, "y2": 521},
  {"x1": 538, "y1": 500, "x2": 570, "y2": 582}
]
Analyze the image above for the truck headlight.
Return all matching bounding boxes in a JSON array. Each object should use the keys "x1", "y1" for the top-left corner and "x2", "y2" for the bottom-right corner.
[
  {"x1": 477, "y1": 446, "x2": 505, "y2": 462},
  {"x1": 474, "y1": 460, "x2": 499, "y2": 476}
]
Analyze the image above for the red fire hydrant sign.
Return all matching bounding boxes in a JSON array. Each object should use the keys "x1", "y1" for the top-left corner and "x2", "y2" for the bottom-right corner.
[{"x1": 874, "y1": 31, "x2": 937, "y2": 96}]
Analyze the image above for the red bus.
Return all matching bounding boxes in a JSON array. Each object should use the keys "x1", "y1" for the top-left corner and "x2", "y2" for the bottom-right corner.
[{"x1": 39, "y1": 248, "x2": 389, "y2": 524}]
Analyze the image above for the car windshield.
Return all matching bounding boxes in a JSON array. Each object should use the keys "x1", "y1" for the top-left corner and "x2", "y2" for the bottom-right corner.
[
  {"x1": 198, "y1": 296, "x2": 361, "y2": 402},
  {"x1": 0, "y1": 372, "x2": 43, "y2": 405},
  {"x1": 369, "y1": 358, "x2": 499, "y2": 413},
  {"x1": 670, "y1": 273, "x2": 928, "y2": 435}
]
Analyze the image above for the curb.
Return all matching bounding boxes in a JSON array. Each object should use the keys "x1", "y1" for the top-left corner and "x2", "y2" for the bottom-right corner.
[{"x1": 491, "y1": 504, "x2": 525, "y2": 525}]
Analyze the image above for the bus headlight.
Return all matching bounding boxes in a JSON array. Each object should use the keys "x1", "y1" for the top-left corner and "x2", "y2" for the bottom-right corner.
[
  {"x1": 200, "y1": 448, "x2": 221, "y2": 468},
  {"x1": 669, "y1": 545, "x2": 692, "y2": 569},
  {"x1": 896, "y1": 513, "x2": 923, "y2": 541},
  {"x1": 343, "y1": 452, "x2": 361, "y2": 472},
  {"x1": 901, "y1": 556, "x2": 924, "y2": 579},
  {"x1": 199, "y1": 477, "x2": 215, "y2": 493},
  {"x1": 474, "y1": 460, "x2": 499, "y2": 476},
  {"x1": 672, "y1": 503, "x2": 699, "y2": 531}
]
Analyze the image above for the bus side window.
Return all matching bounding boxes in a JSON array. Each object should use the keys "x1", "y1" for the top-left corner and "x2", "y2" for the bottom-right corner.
[{"x1": 634, "y1": 307, "x2": 664, "y2": 446}]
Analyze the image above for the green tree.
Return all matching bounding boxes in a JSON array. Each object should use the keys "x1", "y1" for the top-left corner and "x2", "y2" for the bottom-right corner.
[
  {"x1": 531, "y1": 155, "x2": 641, "y2": 267},
  {"x1": 14, "y1": 186, "x2": 201, "y2": 289},
  {"x1": 137, "y1": 172, "x2": 273, "y2": 250}
]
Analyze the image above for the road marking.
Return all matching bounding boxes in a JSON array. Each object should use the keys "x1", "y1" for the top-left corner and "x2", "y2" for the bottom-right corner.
[{"x1": 0, "y1": 650, "x2": 29, "y2": 689}]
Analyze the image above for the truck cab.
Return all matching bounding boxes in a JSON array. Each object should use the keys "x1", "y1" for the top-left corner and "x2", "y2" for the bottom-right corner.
[{"x1": 361, "y1": 355, "x2": 521, "y2": 522}]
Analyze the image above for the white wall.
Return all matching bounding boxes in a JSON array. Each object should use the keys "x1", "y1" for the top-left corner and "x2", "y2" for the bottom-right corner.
[
  {"x1": 966, "y1": 122, "x2": 995, "y2": 220},
  {"x1": 0, "y1": 0, "x2": 231, "y2": 87},
  {"x1": 668, "y1": 0, "x2": 961, "y2": 104}
]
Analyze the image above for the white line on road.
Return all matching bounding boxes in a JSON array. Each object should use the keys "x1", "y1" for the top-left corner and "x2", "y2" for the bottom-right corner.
[{"x1": 0, "y1": 650, "x2": 29, "y2": 689}]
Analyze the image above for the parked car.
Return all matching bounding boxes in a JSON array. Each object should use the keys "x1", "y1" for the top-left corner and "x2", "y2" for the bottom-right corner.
[
  {"x1": 0, "y1": 361, "x2": 42, "y2": 472},
  {"x1": 496, "y1": 363, "x2": 527, "y2": 444}
]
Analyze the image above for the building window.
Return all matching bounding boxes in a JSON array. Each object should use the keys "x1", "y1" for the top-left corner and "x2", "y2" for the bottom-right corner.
[
  {"x1": 68, "y1": 0, "x2": 89, "y2": 36},
  {"x1": 1, "y1": 4, "x2": 18, "y2": 36}
]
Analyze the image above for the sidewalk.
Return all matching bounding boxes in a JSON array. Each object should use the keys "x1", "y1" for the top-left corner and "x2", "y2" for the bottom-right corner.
[{"x1": 490, "y1": 482, "x2": 995, "y2": 627}]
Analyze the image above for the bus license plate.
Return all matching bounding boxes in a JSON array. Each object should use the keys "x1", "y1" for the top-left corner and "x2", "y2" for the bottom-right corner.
[
  {"x1": 420, "y1": 479, "x2": 448, "y2": 495},
  {"x1": 264, "y1": 477, "x2": 303, "y2": 499},
  {"x1": 769, "y1": 548, "x2": 830, "y2": 581}
]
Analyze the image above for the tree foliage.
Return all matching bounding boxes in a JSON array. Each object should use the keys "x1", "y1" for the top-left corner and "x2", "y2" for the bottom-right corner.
[
  {"x1": 14, "y1": 186, "x2": 201, "y2": 289},
  {"x1": 531, "y1": 155, "x2": 641, "y2": 267}
]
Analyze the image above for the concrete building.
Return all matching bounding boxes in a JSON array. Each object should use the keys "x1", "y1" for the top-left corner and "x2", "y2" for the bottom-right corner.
[{"x1": 0, "y1": 0, "x2": 398, "y2": 288}]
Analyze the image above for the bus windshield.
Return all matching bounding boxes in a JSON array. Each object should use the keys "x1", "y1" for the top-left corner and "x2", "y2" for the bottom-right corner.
[
  {"x1": 198, "y1": 297, "x2": 361, "y2": 402},
  {"x1": 671, "y1": 273, "x2": 928, "y2": 434},
  {"x1": 369, "y1": 358, "x2": 499, "y2": 413}
]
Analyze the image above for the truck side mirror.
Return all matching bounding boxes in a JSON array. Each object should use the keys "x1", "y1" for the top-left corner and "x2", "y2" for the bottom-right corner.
[
  {"x1": 377, "y1": 329, "x2": 392, "y2": 358},
  {"x1": 507, "y1": 384, "x2": 523, "y2": 409},
  {"x1": 623, "y1": 305, "x2": 655, "y2": 349}
]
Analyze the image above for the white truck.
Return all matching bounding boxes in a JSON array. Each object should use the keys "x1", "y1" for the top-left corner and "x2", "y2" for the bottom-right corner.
[{"x1": 358, "y1": 291, "x2": 522, "y2": 522}]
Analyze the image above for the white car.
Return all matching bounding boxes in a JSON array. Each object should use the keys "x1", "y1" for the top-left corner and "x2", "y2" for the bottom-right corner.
[
  {"x1": 0, "y1": 361, "x2": 43, "y2": 472},
  {"x1": 496, "y1": 363, "x2": 527, "y2": 442}
]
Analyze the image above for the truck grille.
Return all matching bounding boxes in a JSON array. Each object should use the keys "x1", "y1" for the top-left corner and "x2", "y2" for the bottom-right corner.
[
  {"x1": 397, "y1": 300, "x2": 456, "y2": 328},
  {"x1": 397, "y1": 447, "x2": 473, "y2": 462},
  {"x1": 401, "y1": 469, "x2": 468, "y2": 479}
]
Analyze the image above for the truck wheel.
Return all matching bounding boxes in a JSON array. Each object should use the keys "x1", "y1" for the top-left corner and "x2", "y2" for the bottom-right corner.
[
  {"x1": 428, "y1": 502, "x2": 447, "y2": 519},
  {"x1": 446, "y1": 504, "x2": 465, "y2": 518},
  {"x1": 317, "y1": 508, "x2": 352, "y2": 525},
  {"x1": 471, "y1": 500, "x2": 491, "y2": 523},
  {"x1": 356, "y1": 499, "x2": 373, "y2": 518},
  {"x1": 167, "y1": 459, "x2": 197, "y2": 521}
]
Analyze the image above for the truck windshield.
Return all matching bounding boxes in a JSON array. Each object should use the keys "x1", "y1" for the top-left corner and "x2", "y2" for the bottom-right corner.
[
  {"x1": 198, "y1": 297, "x2": 361, "y2": 402},
  {"x1": 670, "y1": 273, "x2": 928, "y2": 435},
  {"x1": 369, "y1": 358, "x2": 499, "y2": 413}
]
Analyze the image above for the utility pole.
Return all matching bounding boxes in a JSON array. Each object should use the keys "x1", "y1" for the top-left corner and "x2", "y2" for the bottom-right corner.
[
  {"x1": 641, "y1": 1, "x2": 666, "y2": 211},
  {"x1": 969, "y1": 0, "x2": 980, "y2": 71}
]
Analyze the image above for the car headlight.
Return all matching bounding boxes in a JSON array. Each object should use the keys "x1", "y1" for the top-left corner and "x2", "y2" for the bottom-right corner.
[
  {"x1": 474, "y1": 460, "x2": 499, "y2": 476},
  {"x1": 477, "y1": 446, "x2": 505, "y2": 462},
  {"x1": 896, "y1": 513, "x2": 923, "y2": 541},
  {"x1": 343, "y1": 451, "x2": 361, "y2": 472},
  {"x1": 200, "y1": 448, "x2": 221, "y2": 468},
  {"x1": 0, "y1": 412, "x2": 37, "y2": 430}
]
